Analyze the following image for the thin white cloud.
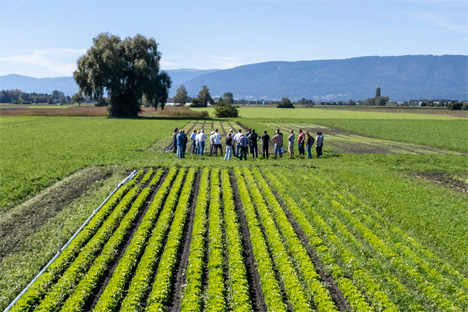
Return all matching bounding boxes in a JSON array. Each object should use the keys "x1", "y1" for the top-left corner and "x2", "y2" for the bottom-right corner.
[
  {"x1": 0, "y1": 48, "x2": 85, "y2": 77},
  {"x1": 208, "y1": 56, "x2": 246, "y2": 69},
  {"x1": 407, "y1": 11, "x2": 468, "y2": 34}
]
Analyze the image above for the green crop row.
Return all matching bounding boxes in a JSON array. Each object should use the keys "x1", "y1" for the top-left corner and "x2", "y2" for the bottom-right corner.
[
  {"x1": 270, "y1": 170, "x2": 431, "y2": 310},
  {"x1": 120, "y1": 168, "x2": 186, "y2": 311},
  {"x1": 238, "y1": 168, "x2": 311, "y2": 311},
  {"x1": 261, "y1": 169, "x2": 373, "y2": 312},
  {"x1": 273, "y1": 169, "x2": 464, "y2": 311},
  {"x1": 249, "y1": 168, "x2": 339, "y2": 312},
  {"x1": 220, "y1": 169, "x2": 252, "y2": 312},
  {"x1": 61, "y1": 183, "x2": 154, "y2": 311},
  {"x1": 315, "y1": 176, "x2": 468, "y2": 296},
  {"x1": 90, "y1": 169, "x2": 174, "y2": 312},
  {"x1": 180, "y1": 168, "x2": 210, "y2": 312},
  {"x1": 232, "y1": 168, "x2": 287, "y2": 312},
  {"x1": 323, "y1": 192, "x2": 462, "y2": 311},
  {"x1": 139, "y1": 169, "x2": 155, "y2": 186},
  {"x1": 205, "y1": 169, "x2": 227, "y2": 311},
  {"x1": 32, "y1": 186, "x2": 141, "y2": 312},
  {"x1": 146, "y1": 168, "x2": 196, "y2": 311},
  {"x1": 9, "y1": 172, "x2": 141, "y2": 312}
]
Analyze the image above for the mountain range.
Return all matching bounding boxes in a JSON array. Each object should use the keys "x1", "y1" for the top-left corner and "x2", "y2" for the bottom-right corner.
[{"x1": 1, "y1": 55, "x2": 466, "y2": 101}]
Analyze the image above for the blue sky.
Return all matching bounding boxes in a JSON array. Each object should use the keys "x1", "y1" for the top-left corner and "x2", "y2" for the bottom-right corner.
[{"x1": 1, "y1": 0, "x2": 467, "y2": 77}]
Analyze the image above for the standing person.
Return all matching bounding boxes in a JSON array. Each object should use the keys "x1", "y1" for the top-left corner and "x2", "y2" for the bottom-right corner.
[
  {"x1": 261, "y1": 130, "x2": 270, "y2": 159},
  {"x1": 250, "y1": 129, "x2": 259, "y2": 158},
  {"x1": 190, "y1": 130, "x2": 197, "y2": 153},
  {"x1": 297, "y1": 129, "x2": 305, "y2": 156},
  {"x1": 224, "y1": 133, "x2": 233, "y2": 160},
  {"x1": 246, "y1": 129, "x2": 252, "y2": 151},
  {"x1": 305, "y1": 131, "x2": 314, "y2": 159},
  {"x1": 233, "y1": 129, "x2": 242, "y2": 158},
  {"x1": 209, "y1": 131, "x2": 215, "y2": 155},
  {"x1": 288, "y1": 130, "x2": 295, "y2": 159},
  {"x1": 172, "y1": 128, "x2": 178, "y2": 153},
  {"x1": 272, "y1": 129, "x2": 283, "y2": 159},
  {"x1": 229, "y1": 129, "x2": 235, "y2": 157},
  {"x1": 198, "y1": 129, "x2": 207, "y2": 155},
  {"x1": 213, "y1": 129, "x2": 222, "y2": 156},
  {"x1": 195, "y1": 131, "x2": 200, "y2": 155},
  {"x1": 316, "y1": 131, "x2": 323, "y2": 158},
  {"x1": 182, "y1": 130, "x2": 188, "y2": 158},
  {"x1": 176, "y1": 130, "x2": 184, "y2": 158},
  {"x1": 239, "y1": 133, "x2": 249, "y2": 161}
]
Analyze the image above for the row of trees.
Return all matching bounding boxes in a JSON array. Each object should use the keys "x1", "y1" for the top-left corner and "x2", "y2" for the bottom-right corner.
[{"x1": 0, "y1": 89, "x2": 71, "y2": 104}]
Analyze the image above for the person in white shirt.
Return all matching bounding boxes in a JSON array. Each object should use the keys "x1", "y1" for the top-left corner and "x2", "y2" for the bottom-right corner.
[
  {"x1": 233, "y1": 129, "x2": 242, "y2": 158},
  {"x1": 210, "y1": 131, "x2": 215, "y2": 155},
  {"x1": 198, "y1": 129, "x2": 207, "y2": 155},
  {"x1": 213, "y1": 128, "x2": 222, "y2": 156}
]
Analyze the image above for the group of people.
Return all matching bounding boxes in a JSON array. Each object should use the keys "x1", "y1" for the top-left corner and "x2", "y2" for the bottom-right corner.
[{"x1": 172, "y1": 127, "x2": 324, "y2": 160}]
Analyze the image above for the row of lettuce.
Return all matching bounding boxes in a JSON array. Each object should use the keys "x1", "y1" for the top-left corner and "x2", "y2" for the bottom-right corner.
[{"x1": 10, "y1": 166, "x2": 468, "y2": 311}]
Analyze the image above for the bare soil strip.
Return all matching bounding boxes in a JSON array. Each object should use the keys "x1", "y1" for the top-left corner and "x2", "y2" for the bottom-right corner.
[
  {"x1": 268, "y1": 185, "x2": 351, "y2": 311},
  {"x1": 0, "y1": 167, "x2": 112, "y2": 259},
  {"x1": 230, "y1": 171, "x2": 267, "y2": 312},
  {"x1": 218, "y1": 121, "x2": 227, "y2": 136},
  {"x1": 85, "y1": 170, "x2": 163, "y2": 310},
  {"x1": 169, "y1": 171, "x2": 201, "y2": 312},
  {"x1": 415, "y1": 172, "x2": 468, "y2": 193}
]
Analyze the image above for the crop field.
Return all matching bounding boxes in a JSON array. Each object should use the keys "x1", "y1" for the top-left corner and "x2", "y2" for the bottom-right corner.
[
  {"x1": 3, "y1": 166, "x2": 466, "y2": 311},
  {"x1": 1, "y1": 107, "x2": 467, "y2": 311}
]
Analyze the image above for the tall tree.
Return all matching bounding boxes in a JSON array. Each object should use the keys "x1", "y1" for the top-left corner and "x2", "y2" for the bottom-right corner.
[
  {"x1": 191, "y1": 85, "x2": 213, "y2": 107},
  {"x1": 173, "y1": 85, "x2": 189, "y2": 106},
  {"x1": 223, "y1": 92, "x2": 234, "y2": 104},
  {"x1": 74, "y1": 33, "x2": 171, "y2": 117}
]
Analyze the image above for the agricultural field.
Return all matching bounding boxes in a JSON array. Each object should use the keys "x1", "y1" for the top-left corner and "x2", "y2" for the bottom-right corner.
[
  {"x1": 1, "y1": 107, "x2": 467, "y2": 311},
  {"x1": 3, "y1": 166, "x2": 467, "y2": 312}
]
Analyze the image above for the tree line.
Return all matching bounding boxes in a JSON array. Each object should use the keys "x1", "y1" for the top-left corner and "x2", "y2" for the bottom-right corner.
[{"x1": 0, "y1": 89, "x2": 72, "y2": 105}]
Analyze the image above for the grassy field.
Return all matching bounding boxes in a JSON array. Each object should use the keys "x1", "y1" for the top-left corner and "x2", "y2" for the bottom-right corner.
[
  {"x1": 1, "y1": 107, "x2": 467, "y2": 311},
  {"x1": 0, "y1": 116, "x2": 185, "y2": 210},
  {"x1": 192, "y1": 107, "x2": 468, "y2": 152}
]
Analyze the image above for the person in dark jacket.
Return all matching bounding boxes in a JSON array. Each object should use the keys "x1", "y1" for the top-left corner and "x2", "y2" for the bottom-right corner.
[
  {"x1": 224, "y1": 133, "x2": 233, "y2": 160},
  {"x1": 250, "y1": 129, "x2": 259, "y2": 158},
  {"x1": 182, "y1": 130, "x2": 188, "y2": 158},
  {"x1": 261, "y1": 130, "x2": 270, "y2": 159}
]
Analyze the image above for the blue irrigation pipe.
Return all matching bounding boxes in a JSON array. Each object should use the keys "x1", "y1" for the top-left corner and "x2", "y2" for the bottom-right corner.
[{"x1": 3, "y1": 169, "x2": 138, "y2": 312}]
